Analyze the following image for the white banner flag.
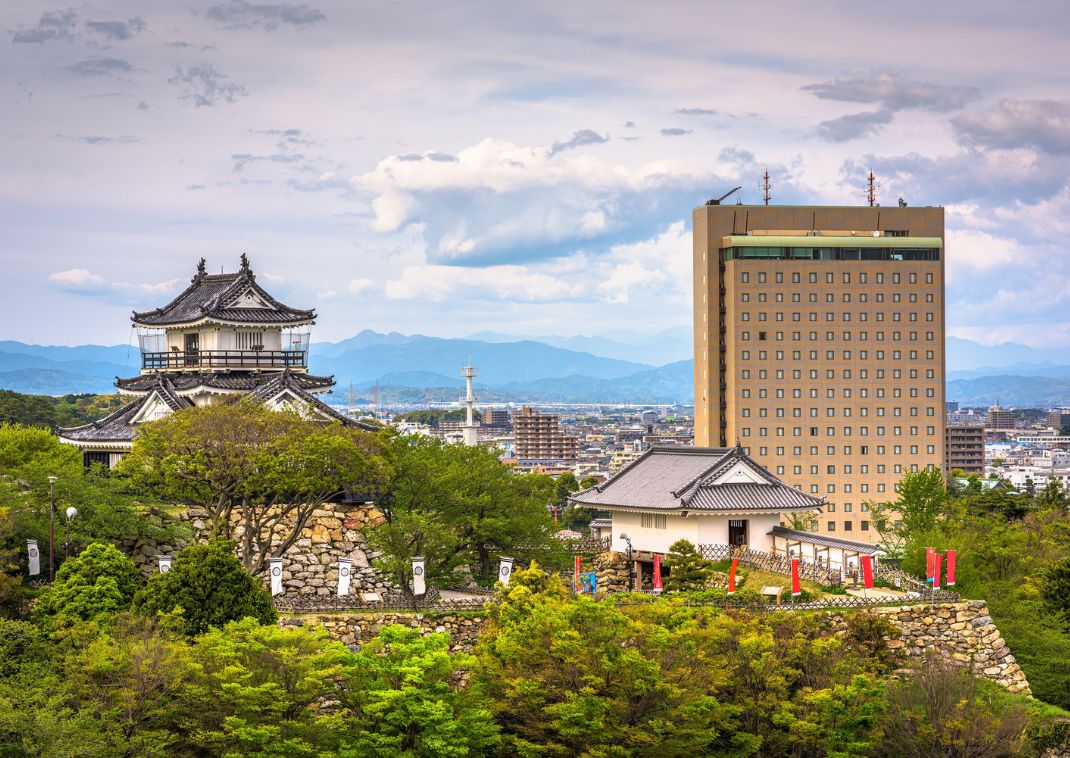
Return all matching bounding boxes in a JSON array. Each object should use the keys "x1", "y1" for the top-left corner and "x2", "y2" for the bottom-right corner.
[
  {"x1": 498, "y1": 556, "x2": 515, "y2": 587},
  {"x1": 158, "y1": 556, "x2": 172, "y2": 573},
  {"x1": 27, "y1": 540, "x2": 40, "y2": 576},
  {"x1": 412, "y1": 556, "x2": 426, "y2": 596},
  {"x1": 337, "y1": 558, "x2": 353, "y2": 597},
  {"x1": 269, "y1": 558, "x2": 284, "y2": 596}
]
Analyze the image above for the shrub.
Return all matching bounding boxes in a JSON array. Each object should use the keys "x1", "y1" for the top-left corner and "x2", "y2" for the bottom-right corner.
[
  {"x1": 33, "y1": 542, "x2": 140, "y2": 625},
  {"x1": 663, "y1": 539, "x2": 713, "y2": 591},
  {"x1": 132, "y1": 538, "x2": 275, "y2": 636}
]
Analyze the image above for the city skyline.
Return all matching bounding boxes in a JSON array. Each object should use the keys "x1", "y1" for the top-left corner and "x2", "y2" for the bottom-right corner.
[{"x1": 2, "y1": 1, "x2": 1069, "y2": 346}]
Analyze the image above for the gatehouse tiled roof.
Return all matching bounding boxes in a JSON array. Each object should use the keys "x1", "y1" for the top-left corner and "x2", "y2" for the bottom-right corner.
[
  {"x1": 570, "y1": 446, "x2": 823, "y2": 514},
  {"x1": 131, "y1": 255, "x2": 315, "y2": 327}
]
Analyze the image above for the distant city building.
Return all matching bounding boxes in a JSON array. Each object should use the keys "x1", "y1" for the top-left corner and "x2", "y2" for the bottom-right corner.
[
  {"x1": 988, "y1": 406, "x2": 1016, "y2": 430},
  {"x1": 1048, "y1": 410, "x2": 1070, "y2": 430},
  {"x1": 481, "y1": 408, "x2": 513, "y2": 430},
  {"x1": 946, "y1": 401, "x2": 959, "y2": 413},
  {"x1": 692, "y1": 203, "x2": 946, "y2": 541},
  {"x1": 945, "y1": 424, "x2": 985, "y2": 474},
  {"x1": 59, "y1": 256, "x2": 372, "y2": 466},
  {"x1": 513, "y1": 406, "x2": 579, "y2": 465}
]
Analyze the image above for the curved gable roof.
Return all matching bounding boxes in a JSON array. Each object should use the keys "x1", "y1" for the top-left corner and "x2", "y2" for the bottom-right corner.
[{"x1": 132, "y1": 256, "x2": 315, "y2": 328}]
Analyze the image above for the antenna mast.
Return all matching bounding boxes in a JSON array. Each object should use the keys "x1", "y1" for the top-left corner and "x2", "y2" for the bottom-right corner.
[
  {"x1": 866, "y1": 170, "x2": 878, "y2": 207},
  {"x1": 761, "y1": 169, "x2": 771, "y2": 206},
  {"x1": 461, "y1": 364, "x2": 478, "y2": 446}
]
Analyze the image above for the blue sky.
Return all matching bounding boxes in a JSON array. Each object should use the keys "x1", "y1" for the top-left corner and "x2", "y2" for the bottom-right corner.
[{"x1": 3, "y1": 0, "x2": 1069, "y2": 346}]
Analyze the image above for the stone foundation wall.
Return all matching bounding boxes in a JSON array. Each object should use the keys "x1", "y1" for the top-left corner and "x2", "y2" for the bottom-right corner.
[
  {"x1": 279, "y1": 612, "x2": 488, "y2": 652},
  {"x1": 283, "y1": 600, "x2": 1030, "y2": 695},
  {"x1": 124, "y1": 502, "x2": 394, "y2": 597}
]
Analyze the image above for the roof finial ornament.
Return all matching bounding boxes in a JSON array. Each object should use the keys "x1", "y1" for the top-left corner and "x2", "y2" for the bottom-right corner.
[
  {"x1": 193, "y1": 257, "x2": 206, "y2": 281},
  {"x1": 239, "y1": 252, "x2": 250, "y2": 273},
  {"x1": 735, "y1": 437, "x2": 743, "y2": 451}
]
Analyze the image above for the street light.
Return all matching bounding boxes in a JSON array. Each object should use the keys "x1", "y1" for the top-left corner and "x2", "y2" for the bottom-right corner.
[
  {"x1": 619, "y1": 532, "x2": 634, "y2": 591},
  {"x1": 47, "y1": 475, "x2": 57, "y2": 582},
  {"x1": 64, "y1": 507, "x2": 78, "y2": 559}
]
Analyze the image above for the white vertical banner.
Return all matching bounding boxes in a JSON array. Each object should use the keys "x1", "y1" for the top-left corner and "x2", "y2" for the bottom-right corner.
[
  {"x1": 269, "y1": 558, "x2": 284, "y2": 596},
  {"x1": 498, "y1": 556, "x2": 515, "y2": 587},
  {"x1": 412, "y1": 556, "x2": 426, "y2": 596},
  {"x1": 158, "y1": 556, "x2": 172, "y2": 573},
  {"x1": 337, "y1": 558, "x2": 353, "y2": 597},
  {"x1": 27, "y1": 540, "x2": 40, "y2": 576}
]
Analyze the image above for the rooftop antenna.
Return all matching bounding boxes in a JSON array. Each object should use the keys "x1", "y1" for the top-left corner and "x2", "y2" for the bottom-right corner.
[
  {"x1": 761, "y1": 169, "x2": 771, "y2": 206},
  {"x1": 347, "y1": 381, "x2": 356, "y2": 418},
  {"x1": 866, "y1": 170, "x2": 879, "y2": 207},
  {"x1": 423, "y1": 387, "x2": 431, "y2": 409}
]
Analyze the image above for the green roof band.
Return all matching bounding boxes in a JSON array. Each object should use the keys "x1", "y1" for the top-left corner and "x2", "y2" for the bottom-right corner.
[{"x1": 722, "y1": 235, "x2": 943, "y2": 248}]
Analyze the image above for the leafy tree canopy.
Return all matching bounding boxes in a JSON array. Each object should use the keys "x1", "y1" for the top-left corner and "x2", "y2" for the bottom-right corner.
[{"x1": 33, "y1": 542, "x2": 140, "y2": 626}]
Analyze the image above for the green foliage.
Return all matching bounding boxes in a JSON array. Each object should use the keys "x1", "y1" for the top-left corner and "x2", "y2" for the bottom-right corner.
[
  {"x1": 869, "y1": 467, "x2": 950, "y2": 556},
  {"x1": 1042, "y1": 556, "x2": 1070, "y2": 624},
  {"x1": 33, "y1": 542, "x2": 140, "y2": 625},
  {"x1": 664, "y1": 539, "x2": 712, "y2": 591},
  {"x1": 875, "y1": 657, "x2": 1028, "y2": 758},
  {"x1": 551, "y1": 472, "x2": 578, "y2": 507},
  {"x1": 342, "y1": 625, "x2": 500, "y2": 756},
  {"x1": 368, "y1": 435, "x2": 565, "y2": 598},
  {"x1": 0, "y1": 390, "x2": 125, "y2": 431},
  {"x1": 578, "y1": 475, "x2": 599, "y2": 490},
  {"x1": 392, "y1": 409, "x2": 480, "y2": 427},
  {"x1": 132, "y1": 538, "x2": 276, "y2": 636}
]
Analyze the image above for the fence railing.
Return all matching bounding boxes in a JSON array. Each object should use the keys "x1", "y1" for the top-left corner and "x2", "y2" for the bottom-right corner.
[
  {"x1": 558, "y1": 536, "x2": 611, "y2": 553},
  {"x1": 141, "y1": 349, "x2": 307, "y2": 370},
  {"x1": 697, "y1": 544, "x2": 843, "y2": 585},
  {"x1": 275, "y1": 593, "x2": 488, "y2": 613}
]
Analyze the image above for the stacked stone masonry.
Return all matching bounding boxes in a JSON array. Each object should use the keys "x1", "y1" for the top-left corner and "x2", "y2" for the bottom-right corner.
[
  {"x1": 285, "y1": 600, "x2": 1030, "y2": 696},
  {"x1": 124, "y1": 502, "x2": 394, "y2": 597}
]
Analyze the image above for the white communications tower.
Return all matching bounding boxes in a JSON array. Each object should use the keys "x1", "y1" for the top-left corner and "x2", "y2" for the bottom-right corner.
[{"x1": 461, "y1": 364, "x2": 478, "y2": 446}]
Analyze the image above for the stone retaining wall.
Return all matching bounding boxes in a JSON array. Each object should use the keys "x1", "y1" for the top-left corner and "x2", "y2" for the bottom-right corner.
[
  {"x1": 282, "y1": 600, "x2": 1030, "y2": 695},
  {"x1": 124, "y1": 502, "x2": 394, "y2": 597},
  {"x1": 279, "y1": 612, "x2": 488, "y2": 652}
]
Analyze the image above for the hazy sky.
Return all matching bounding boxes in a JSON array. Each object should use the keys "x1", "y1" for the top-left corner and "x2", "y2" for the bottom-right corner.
[{"x1": 3, "y1": 1, "x2": 1069, "y2": 346}]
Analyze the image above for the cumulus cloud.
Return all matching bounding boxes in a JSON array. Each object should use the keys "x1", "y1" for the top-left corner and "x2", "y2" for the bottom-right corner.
[
  {"x1": 67, "y1": 57, "x2": 135, "y2": 77},
  {"x1": 347, "y1": 278, "x2": 375, "y2": 295},
  {"x1": 385, "y1": 264, "x2": 580, "y2": 303},
  {"x1": 549, "y1": 129, "x2": 608, "y2": 157},
  {"x1": 169, "y1": 64, "x2": 248, "y2": 106},
  {"x1": 660, "y1": 127, "x2": 691, "y2": 136},
  {"x1": 802, "y1": 73, "x2": 978, "y2": 112},
  {"x1": 953, "y1": 99, "x2": 1070, "y2": 154},
  {"x1": 353, "y1": 137, "x2": 726, "y2": 265},
  {"x1": 49, "y1": 268, "x2": 106, "y2": 288},
  {"x1": 85, "y1": 16, "x2": 147, "y2": 40},
  {"x1": 814, "y1": 109, "x2": 894, "y2": 142},
  {"x1": 10, "y1": 8, "x2": 78, "y2": 44},
  {"x1": 202, "y1": 0, "x2": 327, "y2": 30}
]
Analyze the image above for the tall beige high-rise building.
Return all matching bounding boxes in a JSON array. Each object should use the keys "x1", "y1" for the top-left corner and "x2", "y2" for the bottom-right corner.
[{"x1": 693, "y1": 204, "x2": 946, "y2": 541}]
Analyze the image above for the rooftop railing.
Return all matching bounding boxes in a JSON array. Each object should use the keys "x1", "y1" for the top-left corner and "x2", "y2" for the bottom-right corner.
[{"x1": 141, "y1": 349, "x2": 307, "y2": 371}]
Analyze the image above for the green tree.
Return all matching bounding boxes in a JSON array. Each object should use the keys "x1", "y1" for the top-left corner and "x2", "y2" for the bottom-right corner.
[
  {"x1": 368, "y1": 435, "x2": 563, "y2": 599},
  {"x1": 1042, "y1": 556, "x2": 1070, "y2": 624},
  {"x1": 132, "y1": 538, "x2": 276, "y2": 636},
  {"x1": 180, "y1": 618, "x2": 350, "y2": 756},
  {"x1": 120, "y1": 401, "x2": 391, "y2": 574},
  {"x1": 342, "y1": 625, "x2": 500, "y2": 757},
  {"x1": 664, "y1": 539, "x2": 713, "y2": 591},
  {"x1": 876, "y1": 656, "x2": 1028, "y2": 757},
  {"x1": 552, "y1": 472, "x2": 579, "y2": 507},
  {"x1": 33, "y1": 542, "x2": 140, "y2": 626},
  {"x1": 579, "y1": 475, "x2": 599, "y2": 490},
  {"x1": 870, "y1": 467, "x2": 950, "y2": 554}
]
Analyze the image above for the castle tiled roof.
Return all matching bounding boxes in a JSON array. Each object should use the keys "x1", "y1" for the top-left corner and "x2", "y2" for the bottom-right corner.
[
  {"x1": 570, "y1": 446, "x2": 823, "y2": 514},
  {"x1": 59, "y1": 372, "x2": 377, "y2": 445},
  {"x1": 131, "y1": 255, "x2": 315, "y2": 328},
  {"x1": 116, "y1": 371, "x2": 335, "y2": 395}
]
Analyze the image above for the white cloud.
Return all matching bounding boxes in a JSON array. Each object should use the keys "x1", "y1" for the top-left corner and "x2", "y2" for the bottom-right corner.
[
  {"x1": 49, "y1": 268, "x2": 107, "y2": 287},
  {"x1": 385, "y1": 264, "x2": 580, "y2": 303},
  {"x1": 945, "y1": 229, "x2": 1020, "y2": 275},
  {"x1": 347, "y1": 278, "x2": 375, "y2": 295}
]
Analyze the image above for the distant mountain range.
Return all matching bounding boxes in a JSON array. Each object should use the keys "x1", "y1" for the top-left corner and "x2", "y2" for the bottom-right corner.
[{"x1": 6, "y1": 331, "x2": 1070, "y2": 406}]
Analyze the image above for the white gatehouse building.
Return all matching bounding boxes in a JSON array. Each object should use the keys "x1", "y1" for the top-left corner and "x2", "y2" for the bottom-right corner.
[{"x1": 59, "y1": 255, "x2": 372, "y2": 466}]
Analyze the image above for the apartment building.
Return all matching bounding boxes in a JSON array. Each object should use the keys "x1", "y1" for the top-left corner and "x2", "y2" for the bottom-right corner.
[
  {"x1": 693, "y1": 204, "x2": 946, "y2": 541},
  {"x1": 512, "y1": 406, "x2": 579, "y2": 464},
  {"x1": 988, "y1": 406, "x2": 1016, "y2": 430},
  {"x1": 945, "y1": 423, "x2": 985, "y2": 474}
]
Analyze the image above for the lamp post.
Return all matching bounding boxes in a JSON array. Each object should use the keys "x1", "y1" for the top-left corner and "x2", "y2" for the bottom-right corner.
[
  {"x1": 64, "y1": 507, "x2": 79, "y2": 558},
  {"x1": 620, "y1": 532, "x2": 634, "y2": 591},
  {"x1": 47, "y1": 475, "x2": 57, "y2": 582}
]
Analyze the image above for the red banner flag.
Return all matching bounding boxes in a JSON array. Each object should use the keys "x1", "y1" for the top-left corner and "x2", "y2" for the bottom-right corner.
[
  {"x1": 727, "y1": 558, "x2": 739, "y2": 595},
  {"x1": 574, "y1": 555, "x2": 582, "y2": 592},
  {"x1": 946, "y1": 549, "x2": 956, "y2": 587},
  {"x1": 790, "y1": 558, "x2": 801, "y2": 596},
  {"x1": 861, "y1": 554, "x2": 874, "y2": 590},
  {"x1": 926, "y1": 547, "x2": 935, "y2": 583},
  {"x1": 933, "y1": 553, "x2": 942, "y2": 591},
  {"x1": 653, "y1": 555, "x2": 663, "y2": 593}
]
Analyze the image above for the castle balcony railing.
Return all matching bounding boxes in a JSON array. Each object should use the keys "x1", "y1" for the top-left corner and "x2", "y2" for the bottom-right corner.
[{"x1": 141, "y1": 349, "x2": 307, "y2": 371}]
